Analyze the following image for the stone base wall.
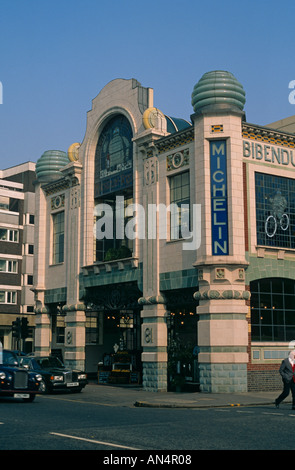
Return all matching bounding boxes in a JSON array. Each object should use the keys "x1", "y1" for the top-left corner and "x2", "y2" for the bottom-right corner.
[
  {"x1": 142, "y1": 362, "x2": 167, "y2": 392},
  {"x1": 199, "y1": 363, "x2": 247, "y2": 393}
]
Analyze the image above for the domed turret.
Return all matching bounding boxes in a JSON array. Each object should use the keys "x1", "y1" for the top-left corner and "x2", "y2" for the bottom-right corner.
[
  {"x1": 191, "y1": 70, "x2": 246, "y2": 113},
  {"x1": 36, "y1": 150, "x2": 69, "y2": 183}
]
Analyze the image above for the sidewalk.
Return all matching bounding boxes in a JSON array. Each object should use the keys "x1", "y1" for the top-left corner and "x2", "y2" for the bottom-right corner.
[{"x1": 88, "y1": 383, "x2": 288, "y2": 409}]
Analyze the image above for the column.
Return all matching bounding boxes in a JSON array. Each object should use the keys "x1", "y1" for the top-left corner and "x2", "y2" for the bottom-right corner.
[{"x1": 34, "y1": 306, "x2": 51, "y2": 356}]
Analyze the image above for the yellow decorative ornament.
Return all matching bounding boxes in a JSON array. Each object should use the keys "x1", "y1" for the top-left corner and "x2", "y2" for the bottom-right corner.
[
  {"x1": 143, "y1": 107, "x2": 166, "y2": 130},
  {"x1": 68, "y1": 142, "x2": 81, "y2": 162}
]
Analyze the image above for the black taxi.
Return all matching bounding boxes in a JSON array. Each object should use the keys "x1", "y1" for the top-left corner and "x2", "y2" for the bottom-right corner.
[{"x1": 0, "y1": 350, "x2": 42, "y2": 402}]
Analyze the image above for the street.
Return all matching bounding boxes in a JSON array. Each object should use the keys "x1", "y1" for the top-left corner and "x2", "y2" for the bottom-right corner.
[{"x1": 0, "y1": 384, "x2": 294, "y2": 454}]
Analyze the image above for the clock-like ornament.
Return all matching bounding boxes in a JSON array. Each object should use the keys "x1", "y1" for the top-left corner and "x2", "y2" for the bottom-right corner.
[
  {"x1": 68, "y1": 142, "x2": 81, "y2": 162},
  {"x1": 172, "y1": 152, "x2": 184, "y2": 169},
  {"x1": 143, "y1": 107, "x2": 166, "y2": 131}
]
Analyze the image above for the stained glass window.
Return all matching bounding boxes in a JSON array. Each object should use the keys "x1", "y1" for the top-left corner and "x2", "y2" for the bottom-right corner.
[
  {"x1": 94, "y1": 115, "x2": 133, "y2": 198},
  {"x1": 255, "y1": 172, "x2": 295, "y2": 248}
]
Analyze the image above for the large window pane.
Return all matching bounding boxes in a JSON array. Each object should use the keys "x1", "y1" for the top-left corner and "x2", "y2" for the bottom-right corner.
[
  {"x1": 169, "y1": 171, "x2": 190, "y2": 239},
  {"x1": 250, "y1": 278, "x2": 295, "y2": 342},
  {"x1": 255, "y1": 173, "x2": 295, "y2": 248},
  {"x1": 52, "y1": 212, "x2": 65, "y2": 264}
]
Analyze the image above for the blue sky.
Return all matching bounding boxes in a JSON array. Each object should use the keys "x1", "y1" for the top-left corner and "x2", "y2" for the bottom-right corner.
[{"x1": 0, "y1": 0, "x2": 295, "y2": 168}]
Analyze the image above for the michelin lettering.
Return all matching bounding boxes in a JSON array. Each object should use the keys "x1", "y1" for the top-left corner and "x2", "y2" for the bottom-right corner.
[{"x1": 210, "y1": 140, "x2": 229, "y2": 256}]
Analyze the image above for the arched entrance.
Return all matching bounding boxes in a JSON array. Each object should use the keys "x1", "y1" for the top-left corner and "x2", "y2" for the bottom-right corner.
[{"x1": 83, "y1": 282, "x2": 143, "y2": 383}]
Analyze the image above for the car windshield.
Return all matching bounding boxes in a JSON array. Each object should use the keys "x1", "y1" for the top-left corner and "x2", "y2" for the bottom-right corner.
[
  {"x1": 36, "y1": 357, "x2": 64, "y2": 369},
  {"x1": 2, "y1": 350, "x2": 19, "y2": 366}
]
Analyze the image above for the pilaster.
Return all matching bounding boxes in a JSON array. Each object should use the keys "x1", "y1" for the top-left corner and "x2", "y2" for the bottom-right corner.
[
  {"x1": 192, "y1": 102, "x2": 249, "y2": 393},
  {"x1": 34, "y1": 305, "x2": 51, "y2": 356},
  {"x1": 139, "y1": 300, "x2": 168, "y2": 392},
  {"x1": 63, "y1": 303, "x2": 86, "y2": 371}
]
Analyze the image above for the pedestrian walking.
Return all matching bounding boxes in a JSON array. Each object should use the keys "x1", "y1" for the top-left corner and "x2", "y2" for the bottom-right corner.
[{"x1": 275, "y1": 350, "x2": 295, "y2": 409}]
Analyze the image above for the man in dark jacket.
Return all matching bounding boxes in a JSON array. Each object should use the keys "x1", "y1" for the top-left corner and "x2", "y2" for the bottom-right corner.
[{"x1": 275, "y1": 350, "x2": 295, "y2": 409}]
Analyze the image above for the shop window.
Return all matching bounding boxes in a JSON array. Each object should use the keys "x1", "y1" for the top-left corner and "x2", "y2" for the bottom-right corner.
[
  {"x1": 250, "y1": 278, "x2": 295, "y2": 341},
  {"x1": 86, "y1": 312, "x2": 100, "y2": 344},
  {"x1": 255, "y1": 173, "x2": 295, "y2": 248}
]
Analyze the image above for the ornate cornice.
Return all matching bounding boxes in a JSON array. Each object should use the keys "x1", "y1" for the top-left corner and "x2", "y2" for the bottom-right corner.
[
  {"x1": 154, "y1": 127, "x2": 194, "y2": 154},
  {"x1": 242, "y1": 122, "x2": 295, "y2": 148}
]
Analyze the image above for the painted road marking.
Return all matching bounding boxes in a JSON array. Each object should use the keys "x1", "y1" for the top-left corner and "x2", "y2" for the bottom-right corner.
[
  {"x1": 50, "y1": 432, "x2": 141, "y2": 450},
  {"x1": 236, "y1": 410, "x2": 255, "y2": 413}
]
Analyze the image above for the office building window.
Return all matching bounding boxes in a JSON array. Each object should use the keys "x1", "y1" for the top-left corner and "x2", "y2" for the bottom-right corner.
[
  {"x1": 0, "y1": 228, "x2": 19, "y2": 242},
  {"x1": 0, "y1": 260, "x2": 18, "y2": 273},
  {"x1": 0, "y1": 290, "x2": 17, "y2": 304}
]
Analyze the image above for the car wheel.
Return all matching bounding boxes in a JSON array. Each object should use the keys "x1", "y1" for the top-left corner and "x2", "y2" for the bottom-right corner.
[
  {"x1": 23, "y1": 394, "x2": 35, "y2": 403},
  {"x1": 39, "y1": 379, "x2": 47, "y2": 394}
]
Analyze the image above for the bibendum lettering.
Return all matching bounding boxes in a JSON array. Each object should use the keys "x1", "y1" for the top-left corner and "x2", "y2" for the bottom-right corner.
[{"x1": 243, "y1": 140, "x2": 295, "y2": 167}]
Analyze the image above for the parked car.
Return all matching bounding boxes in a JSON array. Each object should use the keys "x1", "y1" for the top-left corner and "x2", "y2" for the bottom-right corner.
[
  {"x1": 19, "y1": 355, "x2": 87, "y2": 393},
  {"x1": 0, "y1": 350, "x2": 42, "y2": 402}
]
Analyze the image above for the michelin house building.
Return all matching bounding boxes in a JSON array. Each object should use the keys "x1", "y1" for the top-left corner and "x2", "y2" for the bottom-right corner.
[{"x1": 32, "y1": 71, "x2": 295, "y2": 393}]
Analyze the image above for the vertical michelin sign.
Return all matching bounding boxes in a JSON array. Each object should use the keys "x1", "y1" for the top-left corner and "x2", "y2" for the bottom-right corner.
[{"x1": 210, "y1": 140, "x2": 229, "y2": 255}]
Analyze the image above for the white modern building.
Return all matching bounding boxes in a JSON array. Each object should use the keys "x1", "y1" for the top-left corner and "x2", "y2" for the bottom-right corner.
[{"x1": 0, "y1": 162, "x2": 36, "y2": 352}]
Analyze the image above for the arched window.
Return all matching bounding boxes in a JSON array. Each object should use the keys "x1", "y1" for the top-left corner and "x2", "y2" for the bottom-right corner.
[
  {"x1": 93, "y1": 115, "x2": 133, "y2": 262},
  {"x1": 94, "y1": 115, "x2": 133, "y2": 198},
  {"x1": 251, "y1": 278, "x2": 295, "y2": 341}
]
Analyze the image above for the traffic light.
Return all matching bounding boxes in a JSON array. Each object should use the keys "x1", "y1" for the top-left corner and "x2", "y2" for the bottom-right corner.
[
  {"x1": 21, "y1": 318, "x2": 29, "y2": 339},
  {"x1": 12, "y1": 318, "x2": 21, "y2": 339}
]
